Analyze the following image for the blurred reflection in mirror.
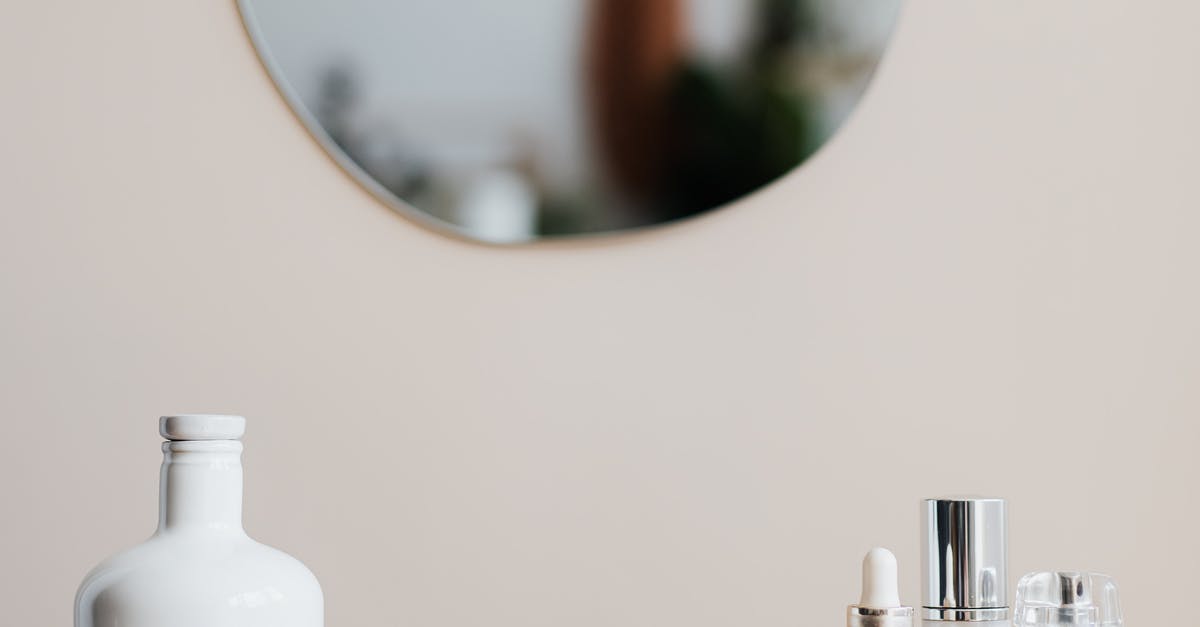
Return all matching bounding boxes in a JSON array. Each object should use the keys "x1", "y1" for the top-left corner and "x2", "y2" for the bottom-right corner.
[{"x1": 239, "y1": 0, "x2": 902, "y2": 243}]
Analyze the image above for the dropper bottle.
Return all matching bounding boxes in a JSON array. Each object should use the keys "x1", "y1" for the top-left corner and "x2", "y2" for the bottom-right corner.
[{"x1": 848, "y1": 548, "x2": 915, "y2": 627}]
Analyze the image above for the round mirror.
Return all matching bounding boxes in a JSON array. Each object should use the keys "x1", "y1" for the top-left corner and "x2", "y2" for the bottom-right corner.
[{"x1": 238, "y1": 0, "x2": 902, "y2": 244}]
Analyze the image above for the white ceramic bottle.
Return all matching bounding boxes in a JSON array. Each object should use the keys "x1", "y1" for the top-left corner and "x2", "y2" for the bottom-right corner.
[{"x1": 75, "y1": 415, "x2": 324, "y2": 627}]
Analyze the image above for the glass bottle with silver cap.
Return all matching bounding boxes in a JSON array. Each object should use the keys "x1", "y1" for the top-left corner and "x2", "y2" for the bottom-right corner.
[{"x1": 921, "y1": 497, "x2": 1009, "y2": 627}]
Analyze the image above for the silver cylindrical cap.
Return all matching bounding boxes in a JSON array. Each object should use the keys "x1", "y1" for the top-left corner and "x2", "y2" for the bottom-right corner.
[{"x1": 922, "y1": 497, "x2": 1008, "y2": 621}]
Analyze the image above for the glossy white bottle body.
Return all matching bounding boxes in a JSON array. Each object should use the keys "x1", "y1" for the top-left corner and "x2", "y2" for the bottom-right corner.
[{"x1": 75, "y1": 416, "x2": 323, "y2": 627}]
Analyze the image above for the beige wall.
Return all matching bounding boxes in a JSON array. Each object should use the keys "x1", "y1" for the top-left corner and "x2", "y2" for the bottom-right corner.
[{"x1": 2, "y1": 1, "x2": 1198, "y2": 624}]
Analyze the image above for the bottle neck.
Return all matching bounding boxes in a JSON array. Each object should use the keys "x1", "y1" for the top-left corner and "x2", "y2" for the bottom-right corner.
[{"x1": 157, "y1": 440, "x2": 245, "y2": 533}]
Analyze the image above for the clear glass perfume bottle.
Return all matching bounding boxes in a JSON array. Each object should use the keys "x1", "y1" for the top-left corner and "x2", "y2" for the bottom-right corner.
[
  {"x1": 1014, "y1": 571, "x2": 1122, "y2": 627},
  {"x1": 75, "y1": 415, "x2": 323, "y2": 627}
]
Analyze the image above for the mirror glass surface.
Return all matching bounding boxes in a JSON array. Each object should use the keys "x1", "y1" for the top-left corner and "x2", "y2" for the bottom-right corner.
[{"x1": 239, "y1": 0, "x2": 901, "y2": 244}]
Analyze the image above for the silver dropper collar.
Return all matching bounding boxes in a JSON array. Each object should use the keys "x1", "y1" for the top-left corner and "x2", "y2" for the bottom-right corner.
[
  {"x1": 849, "y1": 606, "x2": 915, "y2": 627},
  {"x1": 922, "y1": 497, "x2": 1009, "y2": 622}
]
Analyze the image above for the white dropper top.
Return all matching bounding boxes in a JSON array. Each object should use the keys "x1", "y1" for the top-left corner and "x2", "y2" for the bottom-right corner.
[
  {"x1": 848, "y1": 547, "x2": 913, "y2": 627},
  {"x1": 861, "y1": 547, "x2": 902, "y2": 608}
]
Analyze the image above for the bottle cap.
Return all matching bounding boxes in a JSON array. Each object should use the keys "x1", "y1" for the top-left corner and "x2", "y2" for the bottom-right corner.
[
  {"x1": 922, "y1": 497, "x2": 1009, "y2": 621},
  {"x1": 159, "y1": 414, "x2": 246, "y2": 441},
  {"x1": 1014, "y1": 572, "x2": 1122, "y2": 627},
  {"x1": 848, "y1": 548, "x2": 914, "y2": 627}
]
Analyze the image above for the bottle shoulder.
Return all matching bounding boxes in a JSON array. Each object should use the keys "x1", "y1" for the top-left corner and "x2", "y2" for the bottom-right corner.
[{"x1": 76, "y1": 531, "x2": 322, "y2": 627}]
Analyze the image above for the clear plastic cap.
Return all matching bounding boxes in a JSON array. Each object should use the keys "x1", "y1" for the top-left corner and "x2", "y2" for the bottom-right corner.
[{"x1": 1014, "y1": 572, "x2": 1122, "y2": 627}]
